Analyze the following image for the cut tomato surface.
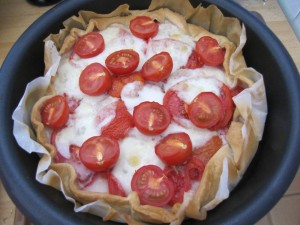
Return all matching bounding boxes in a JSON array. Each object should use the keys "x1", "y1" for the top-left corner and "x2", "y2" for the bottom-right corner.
[
  {"x1": 105, "y1": 49, "x2": 140, "y2": 75},
  {"x1": 79, "y1": 63, "x2": 112, "y2": 96},
  {"x1": 108, "y1": 72, "x2": 144, "y2": 98},
  {"x1": 141, "y1": 52, "x2": 173, "y2": 82},
  {"x1": 131, "y1": 165, "x2": 174, "y2": 207},
  {"x1": 195, "y1": 36, "x2": 225, "y2": 66},
  {"x1": 79, "y1": 136, "x2": 120, "y2": 172},
  {"x1": 163, "y1": 89, "x2": 188, "y2": 122},
  {"x1": 101, "y1": 100, "x2": 134, "y2": 139},
  {"x1": 107, "y1": 172, "x2": 126, "y2": 197},
  {"x1": 41, "y1": 95, "x2": 70, "y2": 129},
  {"x1": 74, "y1": 32, "x2": 105, "y2": 58},
  {"x1": 155, "y1": 132, "x2": 192, "y2": 165},
  {"x1": 183, "y1": 50, "x2": 204, "y2": 69},
  {"x1": 129, "y1": 16, "x2": 159, "y2": 40},
  {"x1": 188, "y1": 92, "x2": 223, "y2": 129},
  {"x1": 193, "y1": 135, "x2": 223, "y2": 166},
  {"x1": 133, "y1": 101, "x2": 171, "y2": 135},
  {"x1": 185, "y1": 156, "x2": 205, "y2": 181}
]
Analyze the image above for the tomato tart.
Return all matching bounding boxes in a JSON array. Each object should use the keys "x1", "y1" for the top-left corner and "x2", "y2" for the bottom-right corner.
[{"x1": 13, "y1": 0, "x2": 267, "y2": 224}]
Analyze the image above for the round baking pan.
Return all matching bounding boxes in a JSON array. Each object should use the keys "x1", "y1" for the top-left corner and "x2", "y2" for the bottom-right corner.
[{"x1": 0, "y1": 0, "x2": 300, "y2": 224}]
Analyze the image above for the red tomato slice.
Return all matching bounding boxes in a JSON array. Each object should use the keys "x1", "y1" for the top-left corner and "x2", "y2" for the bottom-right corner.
[
  {"x1": 155, "y1": 132, "x2": 192, "y2": 165},
  {"x1": 188, "y1": 92, "x2": 223, "y2": 129},
  {"x1": 212, "y1": 84, "x2": 234, "y2": 130},
  {"x1": 183, "y1": 51, "x2": 204, "y2": 69},
  {"x1": 41, "y1": 95, "x2": 70, "y2": 129},
  {"x1": 129, "y1": 16, "x2": 159, "y2": 40},
  {"x1": 164, "y1": 165, "x2": 192, "y2": 205},
  {"x1": 107, "y1": 172, "x2": 126, "y2": 197},
  {"x1": 195, "y1": 36, "x2": 225, "y2": 66},
  {"x1": 79, "y1": 63, "x2": 112, "y2": 96},
  {"x1": 108, "y1": 72, "x2": 144, "y2": 98},
  {"x1": 141, "y1": 52, "x2": 173, "y2": 82},
  {"x1": 105, "y1": 49, "x2": 140, "y2": 75},
  {"x1": 193, "y1": 136, "x2": 223, "y2": 165},
  {"x1": 131, "y1": 165, "x2": 174, "y2": 207},
  {"x1": 74, "y1": 32, "x2": 105, "y2": 58},
  {"x1": 163, "y1": 89, "x2": 188, "y2": 121},
  {"x1": 79, "y1": 136, "x2": 120, "y2": 172},
  {"x1": 133, "y1": 101, "x2": 171, "y2": 135},
  {"x1": 101, "y1": 100, "x2": 134, "y2": 140},
  {"x1": 185, "y1": 156, "x2": 205, "y2": 180}
]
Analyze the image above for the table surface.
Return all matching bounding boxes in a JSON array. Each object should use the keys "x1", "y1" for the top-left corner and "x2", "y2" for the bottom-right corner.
[{"x1": 0, "y1": 0, "x2": 299, "y2": 225}]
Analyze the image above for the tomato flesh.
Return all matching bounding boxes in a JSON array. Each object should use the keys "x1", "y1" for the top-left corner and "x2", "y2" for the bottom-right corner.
[
  {"x1": 163, "y1": 89, "x2": 188, "y2": 122},
  {"x1": 193, "y1": 136, "x2": 223, "y2": 165},
  {"x1": 108, "y1": 72, "x2": 144, "y2": 98},
  {"x1": 131, "y1": 165, "x2": 174, "y2": 207},
  {"x1": 155, "y1": 132, "x2": 192, "y2": 165},
  {"x1": 107, "y1": 172, "x2": 126, "y2": 197},
  {"x1": 129, "y1": 16, "x2": 159, "y2": 40},
  {"x1": 101, "y1": 100, "x2": 134, "y2": 140},
  {"x1": 41, "y1": 95, "x2": 69, "y2": 129},
  {"x1": 105, "y1": 49, "x2": 140, "y2": 75},
  {"x1": 133, "y1": 101, "x2": 171, "y2": 135},
  {"x1": 141, "y1": 52, "x2": 173, "y2": 82},
  {"x1": 183, "y1": 51, "x2": 204, "y2": 69},
  {"x1": 195, "y1": 36, "x2": 225, "y2": 66},
  {"x1": 79, "y1": 136, "x2": 120, "y2": 172},
  {"x1": 79, "y1": 62, "x2": 112, "y2": 96},
  {"x1": 188, "y1": 92, "x2": 223, "y2": 129},
  {"x1": 74, "y1": 32, "x2": 105, "y2": 58}
]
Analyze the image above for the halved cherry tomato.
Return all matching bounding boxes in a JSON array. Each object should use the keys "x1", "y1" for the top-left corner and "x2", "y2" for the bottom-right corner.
[
  {"x1": 141, "y1": 52, "x2": 173, "y2": 82},
  {"x1": 155, "y1": 132, "x2": 192, "y2": 165},
  {"x1": 188, "y1": 92, "x2": 223, "y2": 129},
  {"x1": 193, "y1": 136, "x2": 222, "y2": 166},
  {"x1": 131, "y1": 165, "x2": 174, "y2": 207},
  {"x1": 129, "y1": 16, "x2": 159, "y2": 40},
  {"x1": 107, "y1": 172, "x2": 126, "y2": 197},
  {"x1": 133, "y1": 101, "x2": 171, "y2": 135},
  {"x1": 79, "y1": 62, "x2": 112, "y2": 96},
  {"x1": 183, "y1": 51, "x2": 204, "y2": 69},
  {"x1": 79, "y1": 136, "x2": 120, "y2": 172},
  {"x1": 211, "y1": 84, "x2": 234, "y2": 130},
  {"x1": 185, "y1": 156, "x2": 205, "y2": 180},
  {"x1": 164, "y1": 165, "x2": 191, "y2": 205},
  {"x1": 163, "y1": 89, "x2": 188, "y2": 121},
  {"x1": 41, "y1": 95, "x2": 69, "y2": 129},
  {"x1": 108, "y1": 72, "x2": 144, "y2": 98},
  {"x1": 74, "y1": 32, "x2": 105, "y2": 58},
  {"x1": 195, "y1": 36, "x2": 225, "y2": 66},
  {"x1": 105, "y1": 49, "x2": 140, "y2": 75},
  {"x1": 101, "y1": 100, "x2": 134, "y2": 139}
]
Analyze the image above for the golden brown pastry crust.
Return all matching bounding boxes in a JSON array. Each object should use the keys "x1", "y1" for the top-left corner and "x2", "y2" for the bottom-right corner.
[{"x1": 30, "y1": 0, "x2": 266, "y2": 224}]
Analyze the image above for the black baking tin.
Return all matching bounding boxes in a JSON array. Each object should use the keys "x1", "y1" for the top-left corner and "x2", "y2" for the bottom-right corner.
[{"x1": 0, "y1": 0, "x2": 300, "y2": 224}]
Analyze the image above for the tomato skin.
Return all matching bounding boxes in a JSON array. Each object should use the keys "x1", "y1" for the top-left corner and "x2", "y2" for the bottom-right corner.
[
  {"x1": 79, "y1": 136, "x2": 120, "y2": 172},
  {"x1": 108, "y1": 72, "x2": 144, "y2": 98},
  {"x1": 195, "y1": 36, "x2": 225, "y2": 66},
  {"x1": 131, "y1": 165, "x2": 174, "y2": 207},
  {"x1": 133, "y1": 101, "x2": 171, "y2": 135},
  {"x1": 41, "y1": 95, "x2": 70, "y2": 129},
  {"x1": 107, "y1": 172, "x2": 126, "y2": 197},
  {"x1": 141, "y1": 52, "x2": 173, "y2": 82},
  {"x1": 163, "y1": 89, "x2": 188, "y2": 121},
  {"x1": 129, "y1": 16, "x2": 159, "y2": 40},
  {"x1": 79, "y1": 63, "x2": 112, "y2": 96},
  {"x1": 193, "y1": 136, "x2": 222, "y2": 166},
  {"x1": 211, "y1": 84, "x2": 234, "y2": 130},
  {"x1": 185, "y1": 157, "x2": 205, "y2": 180},
  {"x1": 74, "y1": 32, "x2": 105, "y2": 58},
  {"x1": 188, "y1": 92, "x2": 223, "y2": 129},
  {"x1": 183, "y1": 51, "x2": 204, "y2": 69},
  {"x1": 105, "y1": 49, "x2": 140, "y2": 75},
  {"x1": 155, "y1": 132, "x2": 192, "y2": 165},
  {"x1": 101, "y1": 100, "x2": 134, "y2": 140}
]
